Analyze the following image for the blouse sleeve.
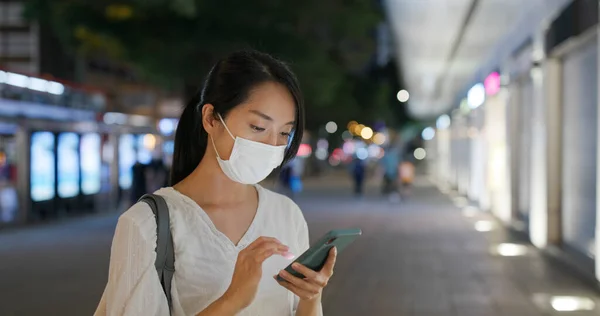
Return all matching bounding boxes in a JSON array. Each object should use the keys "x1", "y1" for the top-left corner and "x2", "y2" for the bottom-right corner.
[{"x1": 94, "y1": 203, "x2": 170, "y2": 316}]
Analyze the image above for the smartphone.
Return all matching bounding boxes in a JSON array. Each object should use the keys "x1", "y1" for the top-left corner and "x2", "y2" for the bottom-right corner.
[{"x1": 277, "y1": 228, "x2": 362, "y2": 281}]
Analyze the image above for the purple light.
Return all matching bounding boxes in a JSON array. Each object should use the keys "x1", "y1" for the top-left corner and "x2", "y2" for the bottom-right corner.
[{"x1": 484, "y1": 72, "x2": 501, "y2": 96}]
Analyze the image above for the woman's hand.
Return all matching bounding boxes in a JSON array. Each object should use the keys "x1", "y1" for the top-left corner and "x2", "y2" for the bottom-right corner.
[
  {"x1": 275, "y1": 247, "x2": 337, "y2": 301},
  {"x1": 222, "y1": 237, "x2": 293, "y2": 312}
]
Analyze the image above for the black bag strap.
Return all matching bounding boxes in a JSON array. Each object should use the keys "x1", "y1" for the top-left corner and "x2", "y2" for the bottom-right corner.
[{"x1": 139, "y1": 194, "x2": 175, "y2": 314}]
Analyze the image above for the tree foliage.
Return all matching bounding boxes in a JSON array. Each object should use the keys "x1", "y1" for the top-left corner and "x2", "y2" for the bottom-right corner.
[{"x1": 24, "y1": 0, "x2": 405, "y2": 130}]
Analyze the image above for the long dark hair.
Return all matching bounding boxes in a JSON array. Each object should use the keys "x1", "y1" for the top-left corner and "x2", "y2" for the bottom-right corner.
[{"x1": 170, "y1": 50, "x2": 305, "y2": 185}]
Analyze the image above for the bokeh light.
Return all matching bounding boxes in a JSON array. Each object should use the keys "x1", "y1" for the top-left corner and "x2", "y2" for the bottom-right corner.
[
  {"x1": 360, "y1": 127, "x2": 373, "y2": 140},
  {"x1": 467, "y1": 83, "x2": 485, "y2": 109},
  {"x1": 397, "y1": 89, "x2": 409, "y2": 102},
  {"x1": 368, "y1": 144, "x2": 381, "y2": 157},
  {"x1": 436, "y1": 115, "x2": 451, "y2": 129},
  {"x1": 342, "y1": 141, "x2": 356, "y2": 155},
  {"x1": 315, "y1": 148, "x2": 328, "y2": 160},
  {"x1": 353, "y1": 124, "x2": 365, "y2": 136},
  {"x1": 422, "y1": 127, "x2": 435, "y2": 141},
  {"x1": 317, "y1": 139, "x2": 328, "y2": 149},
  {"x1": 325, "y1": 121, "x2": 338, "y2": 134},
  {"x1": 372, "y1": 132, "x2": 386, "y2": 145},
  {"x1": 347, "y1": 121, "x2": 358, "y2": 130},
  {"x1": 356, "y1": 148, "x2": 368, "y2": 160},
  {"x1": 297, "y1": 143, "x2": 312, "y2": 157},
  {"x1": 413, "y1": 147, "x2": 426, "y2": 160},
  {"x1": 342, "y1": 130, "x2": 353, "y2": 141},
  {"x1": 143, "y1": 134, "x2": 157, "y2": 150}
]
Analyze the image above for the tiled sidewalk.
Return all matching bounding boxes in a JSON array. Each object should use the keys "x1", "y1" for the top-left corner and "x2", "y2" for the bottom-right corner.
[
  {"x1": 0, "y1": 175, "x2": 598, "y2": 315},
  {"x1": 295, "y1": 178, "x2": 600, "y2": 316}
]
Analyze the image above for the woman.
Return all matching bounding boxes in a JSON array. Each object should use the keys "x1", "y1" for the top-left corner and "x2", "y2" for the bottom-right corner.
[{"x1": 95, "y1": 50, "x2": 335, "y2": 316}]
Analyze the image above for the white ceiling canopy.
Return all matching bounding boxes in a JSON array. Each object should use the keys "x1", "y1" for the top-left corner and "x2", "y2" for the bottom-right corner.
[{"x1": 384, "y1": 0, "x2": 544, "y2": 119}]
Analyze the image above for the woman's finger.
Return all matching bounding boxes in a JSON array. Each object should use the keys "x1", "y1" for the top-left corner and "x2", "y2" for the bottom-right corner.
[
  {"x1": 290, "y1": 262, "x2": 318, "y2": 279},
  {"x1": 254, "y1": 248, "x2": 278, "y2": 263},
  {"x1": 277, "y1": 270, "x2": 321, "y2": 295},
  {"x1": 255, "y1": 243, "x2": 291, "y2": 263},
  {"x1": 255, "y1": 242, "x2": 289, "y2": 257},
  {"x1": 321, "y1": 247, "x2": 337, "y2": 277},
  {"x1": 274, "y1": 276, "x2": 318, "y2": 300},
  {"x1": 291, "y1": 263, "x2": 327, "y2": 287}
]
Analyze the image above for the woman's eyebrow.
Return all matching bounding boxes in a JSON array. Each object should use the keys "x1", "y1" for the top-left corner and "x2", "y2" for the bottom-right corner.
[{"x1": 249, "y1": 109, "x2": 295, "y2": 125}]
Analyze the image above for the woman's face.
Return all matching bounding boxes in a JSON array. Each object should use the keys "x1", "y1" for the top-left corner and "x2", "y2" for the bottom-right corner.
[{"x1": 204, "y1": 81, "x2": 296, "y2": 160}]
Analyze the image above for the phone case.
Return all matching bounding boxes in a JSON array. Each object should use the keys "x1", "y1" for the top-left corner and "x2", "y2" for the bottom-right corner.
[{"x1": 277, "y1": 228, "x2": 362, "y2": 281}]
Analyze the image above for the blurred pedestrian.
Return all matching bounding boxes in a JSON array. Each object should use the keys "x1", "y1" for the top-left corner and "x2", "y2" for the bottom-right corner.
[
  {"x1": 130, "y1": 161, "x2": 147, "y2": 204},
  {"x1": 399, "y1": 140, "x2": 418, "y2": 197},
  {"x1": 280, "y1": 158, "x2": 303, "y2": 200},
  {"x1": 399, "y1": 160, "x2": 415, "y2": 196},
  {"x1": 380, "y1": 146, "x2": 399, "y2": 195},
  {"x1": 146, "y1": 157, "x2": 169, "y2": 192},
  {"x1": 278, "y1": 162, "x2": 292, "y2": 191},
  {"x1": 352, "y1": 157, "x2": 366, "y2": 197}
]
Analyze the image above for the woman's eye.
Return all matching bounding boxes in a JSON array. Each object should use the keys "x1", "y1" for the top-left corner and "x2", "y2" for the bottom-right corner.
[
  {"x1": 280, "y1": 132, "x2": 291, "y2": 137},
  {"x1": 250, "y1": 125, "x2": 265, "y2": 132}
]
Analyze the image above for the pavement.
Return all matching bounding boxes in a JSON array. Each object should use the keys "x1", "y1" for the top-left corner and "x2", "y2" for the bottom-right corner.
[{"x1": 1, "y1": 173, "x2": 599, "y2": 316}]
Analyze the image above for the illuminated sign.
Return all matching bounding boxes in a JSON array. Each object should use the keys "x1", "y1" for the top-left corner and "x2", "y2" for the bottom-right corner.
[
  {"x1": 81, "y1": 133, "x2": 101, "y2": 195},
  {"x1": 119, "y1": 134, "x2": 136, "y2": 189},
  {"x1": 484, "y1": 72, "x2": 501, "y2": 96},
  {"x1": 30, "y1": 132, "x2": 56, "y2": 202},
  {"x1": 467, "y1": 83, "x2": 485, "y2": 109},
  {"x1": 57, "y1": 133, "x2": 80, "y2": 198}
]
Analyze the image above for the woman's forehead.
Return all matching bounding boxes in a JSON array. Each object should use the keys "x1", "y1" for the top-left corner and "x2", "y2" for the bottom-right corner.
[{"x1": 234, "y1": 83, "x2": 296, "y2": 121}]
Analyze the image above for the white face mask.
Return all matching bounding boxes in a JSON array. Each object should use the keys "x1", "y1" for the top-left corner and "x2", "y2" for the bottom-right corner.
[{"x1": 210, "y1": 114, "x2": 286, "y2": 184}]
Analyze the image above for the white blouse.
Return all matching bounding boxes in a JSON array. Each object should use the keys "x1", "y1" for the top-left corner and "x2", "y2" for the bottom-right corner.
[{"x1": 95, "y1": 185, "x2": 319, "y2": 316}]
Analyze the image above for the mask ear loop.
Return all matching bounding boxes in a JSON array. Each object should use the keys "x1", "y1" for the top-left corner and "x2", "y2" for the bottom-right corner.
[
  {"x1": 217, "y1": 113, "x2": 235, "y2": 139},
  {"x1": 209, "y1": 134, "x2": 221, "y2": 159},
  {"x1": 210, "y1": 113, "x2": 235, "y2": 160}
]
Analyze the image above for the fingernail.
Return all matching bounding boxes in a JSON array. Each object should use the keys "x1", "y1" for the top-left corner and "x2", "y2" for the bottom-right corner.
[
  {"x1": 292, "y1": 262, "x2": 300, "y2": 269},
  {"x1": 282, "y1": 251, "x2": 295, "y2": 260}
]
